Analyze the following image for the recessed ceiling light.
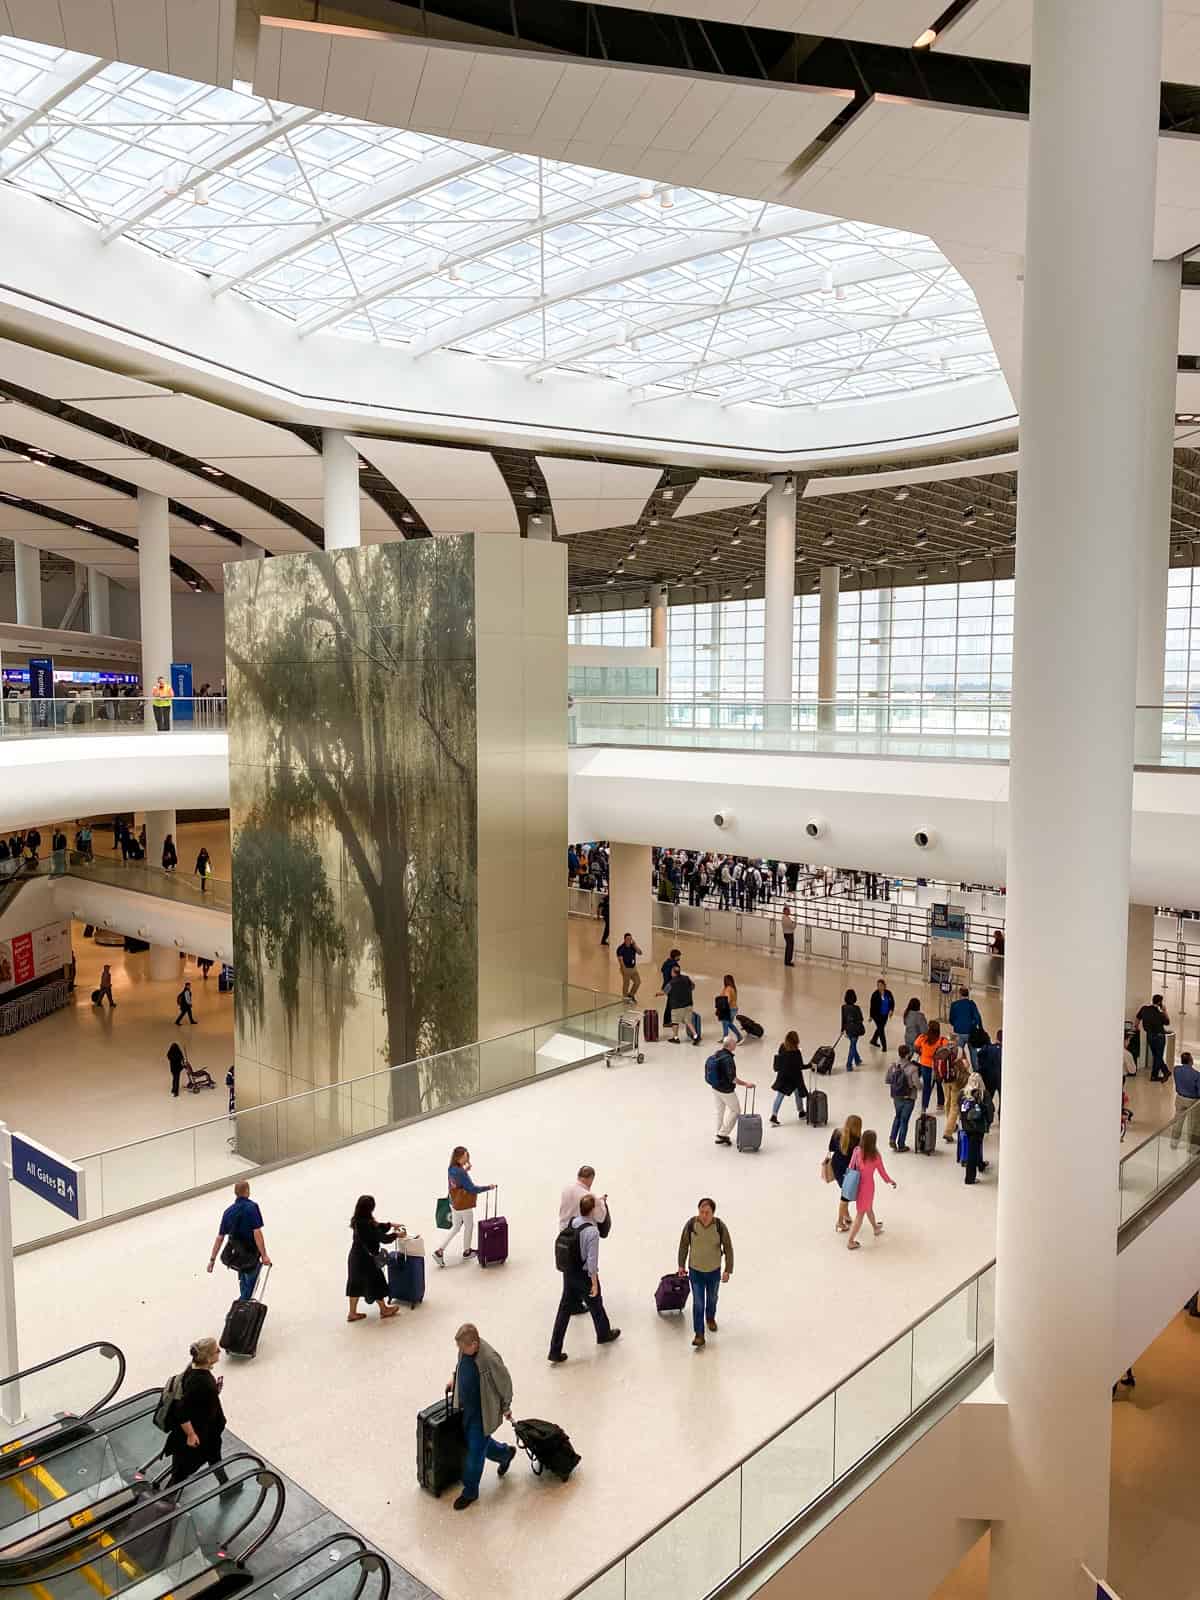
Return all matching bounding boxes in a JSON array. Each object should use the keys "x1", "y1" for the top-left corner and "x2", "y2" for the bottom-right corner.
[
  {"x1": 660, "y1": 189, "x2": 674, "y2": 209},
  {"x1": 692, "y1": 563, "x2": 702, "y2": 577},
  {"x1": 201, "y1": 466, "x2": 223, "y2": 478},
  {"x1": 913, "y1": 26, "x2": 937, "y2": 49},
  {"x1": 606, "y1": 574, "x2": 615, "y2": 585},
  {"x1": 662, "y1": 489, "x2": 674, "y2": 501},
  {"x1": 722, "y1": 589, "x2": 732, "y2": 600},
  {"x1": 915, "y1": 528, "x2": 929, "y2": 547},
  {"x1": 401, "y1": 513, "x2": 415, "y2": 524},
  {"x1": 627, "y1": 549, "x2": 637, "y2": 560},
  {"x1": 963, "y1": 508, "x2": 977, "y2": 526},
  {"x1": 524, "y1": 485, "x2": 537, "y2": 499},
  {"x1": 198, "y1": 522, "x2": 213, "y2": 532},
  {"x1": 916, "y1": 565, "x2": 929, "y2": 580},
  {"x1": 894, "y1": 487, "x2": 910, "y2": 502},
  {"x1": 730, "y1": 530, "x2": 742, "y2": 545},
  {"x1": 748, "y1": 515, "x2": 760, "y2": 527},
  {"x1": 855, "y1": 508, "x2": 870, "y2": 527},
  {"x1": 637, "y1": 532, "x2": 648, "y2": 545},
  {"x1": 74, "y1": 523, "x2": 90, "y2": 531},
  {"x1": 743, "y1": 580, "x2": 752, "y2": 592},
  {"x1": 530, "y1": 514, "x2": 543, "y2": 526},
  {"x1": 822, "y1": 530, "x2": 834, "y2": 546},
  {"x1": 649, "y1": 517, "x2": 660, "y2": 526},
  {"x1": 874, "y1": 550, "x2": 889, "y2": 565},
  {"x1": 616, "y1": 562, "x2": 624, "y2": 573},
  {"x1": 709, "y1": 546, "x2": 720, "y2": 562}
]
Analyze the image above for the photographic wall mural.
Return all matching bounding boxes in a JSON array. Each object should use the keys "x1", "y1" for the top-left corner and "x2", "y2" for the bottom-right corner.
[{"x1": 225, "y1": 534, "x2": 567, "y2": 1157}]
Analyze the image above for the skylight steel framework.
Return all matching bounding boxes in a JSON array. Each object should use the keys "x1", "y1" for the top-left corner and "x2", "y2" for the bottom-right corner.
[{"x1": 0, "y1": 34, "x2": 1003, "y2": 412}]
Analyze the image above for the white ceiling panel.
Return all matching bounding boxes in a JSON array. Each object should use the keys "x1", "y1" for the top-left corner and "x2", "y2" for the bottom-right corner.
[
  {"x1": 349, "y1": 437, "x2": 519, "y2": 534},
  {"x1": 0, "y1": 401, "x2": 148, "y2": 461},
  {"x1": 805, "y1": 452, "x2": 1020, "y2": 497},
  {"x1": 536, "y1": 457, "x2": 660, "y2": 535},
  {"x1": 673, "y1": 477, "x2": 768, "y2": 516},
  {"x1": 0, "y1": 337, "x2": 169, "y2": 401},
  {"x1": 939, "y1": 0, "x2": 1200, "y2": 80},
  {"x1": 77, "y1": 394, "x2": 315, "y2": 461},
  {"x1": 0, "y1": 462, "x2": 125, "y2": 502},
  {"x1": 558, "y1": 0, "x2": 932, "y2": 46}
]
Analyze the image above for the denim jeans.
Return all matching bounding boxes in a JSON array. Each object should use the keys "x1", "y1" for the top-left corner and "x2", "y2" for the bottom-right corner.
[
  {"x1": 846, "y1": 1036, "x2": 862, "y2": 1069},
  {"x1": 918, "y1": 1065, "x2": 944, "y2": 1111},
  {"x1": 721, "y1": 1018, "x2": 743, "y2": 1044},
  {"x1": 772, "y1": 1088, "x2": 805, "y2": 1119},
  {"x1": 689, "y1": 1267, "x2": 720, "y2": 1336},
  {"x1": 1148, "y1": 1032, "x2": 1168, "y2": 1080},
  {"x1": 889, "y1": 1097, "x2": 915, "y2": 1148},
  {"x1": 461, "y1": 1414, "x2": 510, "y2": 1499},
  {"x1": 956, "y1": 1031, "x2": 978, "y2": 1071},
  {"x1": 237, "y1": 1266, "x2": 260, "y2": 1301}
]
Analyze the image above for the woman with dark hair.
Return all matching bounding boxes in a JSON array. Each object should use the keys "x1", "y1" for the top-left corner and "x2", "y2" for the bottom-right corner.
[
  {"x1": 841, "y1": 988, "x2": 865, "y2": 1071},
  {"x1": 769, "y1": 1031, "x2": 807, "y2": 1125},
  {"x1": 903, "y1": 997, "x2": 927, "y2": 1051},
  {"x1": 714, "y1": 974, "x2": 743, "y2": 1045},
  {"x1": 346, "y1": 1195, "x2": 403, "y2": 1321}
]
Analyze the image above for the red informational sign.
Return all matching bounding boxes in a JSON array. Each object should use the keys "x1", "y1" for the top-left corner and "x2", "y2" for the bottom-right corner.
[{"x1": 9, "y1": 932, "x2": 34, "y2": 986}]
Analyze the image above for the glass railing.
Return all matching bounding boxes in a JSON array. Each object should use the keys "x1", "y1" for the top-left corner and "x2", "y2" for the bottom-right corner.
[
  {"x1": 63, "y1": 852, "x2": 232, "y2": 913},
  {"x1": 0, "y1": 696, "x2": 226, "y2": 737},
  {"x1": 11, "y1": 988, "x2": 626, "y2": 1248},
  {"x1": 571, "y1": 698, "x2": 1200, "y2": 766},
  {"x1": 568, "y1": 1104, "x2": 1200, "y2": 1600}
]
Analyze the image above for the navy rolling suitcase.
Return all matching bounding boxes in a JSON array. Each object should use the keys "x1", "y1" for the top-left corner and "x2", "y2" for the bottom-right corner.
[
  {"x1": 387, "y1": 1238, "x2": 426, "y2": 1306},
  {"x1": 956, "y1": 1130, "x2": 969, "y2": 1165},
  {"x1": 220, "y1": 1265, "x2": 269, "y2": 1357},
  {"x1": 476, "y1": 1186, "x2": 508, "y2": 1268},
  {"x1": 417, "y1": 1392, "x2": 465, "y2": 1495}
]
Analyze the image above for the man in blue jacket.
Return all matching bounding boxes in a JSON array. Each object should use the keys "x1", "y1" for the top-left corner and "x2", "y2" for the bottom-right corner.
[{"x1": 948, "y1": 986, "x2": 984, "y2": 1068}]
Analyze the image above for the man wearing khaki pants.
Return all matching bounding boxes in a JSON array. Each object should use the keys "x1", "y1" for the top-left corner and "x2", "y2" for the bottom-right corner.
[
  {"x1": 615, "y1": 932, "x2": 642, "y2": 1005},
  {"x1": 1171, "y1": 1050, "x2": 1200, "y2": 1151}
]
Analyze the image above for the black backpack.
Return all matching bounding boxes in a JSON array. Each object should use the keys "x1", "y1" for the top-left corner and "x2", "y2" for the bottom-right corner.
[{"x1": 554, "y1": 1222, "x2": 585, "y2": 1275}]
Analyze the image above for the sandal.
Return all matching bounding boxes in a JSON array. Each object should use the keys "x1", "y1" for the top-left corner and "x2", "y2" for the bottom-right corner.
[
  {"x1": 347, "y1": 1313, "x2": 366, "y2": 1322},
  {"x1": 380, "y1": 1305, "x2": 400, "y2": 1318},
  {"x1": 847, "y1": 1241, "x2": 861, "y2": 1251}
]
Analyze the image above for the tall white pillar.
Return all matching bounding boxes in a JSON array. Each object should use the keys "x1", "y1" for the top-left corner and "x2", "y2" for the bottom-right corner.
[
  {"x1": 322, "y1": 429, "x2": 361, "y2": 550},
  {"x1": 1126, "y1": 903, "x2": 1156, "y2": 1020},
  {"x1": 13, "y1": 543, "x2": 41, "y2": 627},
  {"x1": 1134, "y1": 260, "x2": 1182, "y2": 764},
  {"x1": 608, "y1": 843, "x2": 653, "y2": 975},
  {"x1": 137, "y1": 490, "x2": 173, "y2": 730},
  {"x1": 87, "y1": 571, "x2": 111, "y2": 636},
  {"x1": 764, "y1": 478, "x2": 795, "y2": 728},
  {"x1": 817, "y1": 564, "x2": 838, "y2": 732},
  {"x1": 650, "y1": 588, "x2": 668, "y2": 699},
  {"x1": 990, "y1": 2, "x2": 1162, "y2": 1597}
]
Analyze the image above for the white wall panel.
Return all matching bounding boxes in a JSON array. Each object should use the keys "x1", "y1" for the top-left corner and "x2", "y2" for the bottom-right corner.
[
  {"x1": 673, "y1": 476, "x2": 768, "y2": 516},
  {"x1": 4, "y1": 0, "x2": 65, "y2": 46},
  {"x1": 56, "y1": 0, "x2": 117, "y2": 61},
  {"x1": 113, "y1": 0, "x2": 169, "y2": 72},
  {"x1": 536, "y1": 456, "x2": 660, "y2": 535}
]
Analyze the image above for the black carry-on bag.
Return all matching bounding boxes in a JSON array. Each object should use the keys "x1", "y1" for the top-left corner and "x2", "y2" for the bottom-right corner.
[
  {"x1": 220, "y1": 1264, "x2": 269, "y2": 1357},
  {"x1": 513, "y1": 1417, "x2": 581, "y2": 1480},
  {"x1": 417, "y1": 1386, "x2": 466, "y2": 1495}
]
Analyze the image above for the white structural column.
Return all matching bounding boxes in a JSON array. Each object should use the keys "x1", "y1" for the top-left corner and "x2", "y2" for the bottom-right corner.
[
  {"x1": 322, "y1": 429, "x2": 361, "y2": 550},
  {"x1": 764, "y1": 477, "x2": 795, "y2": 726},
  {"x1": 1125, "y1": 903, "x2": 1156, "y2": 1020},
  {"x1": 13, "y1": 543, "x2": 41, "y2": 627},
  {"x1": 817, "y1": 565, "x2": 838, "y2": 733},
  {"x1": 1134, "y1": 260, "x2": 1182, "y2": 764},
  {"x1": 87, "y1": 571, "x2": 111, "y2": 636},
  {"x1": 990, "y1": 2, "x2": 1162, "y2": 1597},
  {"x1": 137, "y1": 490, "x2": 173, "y2": 730},
  {"x1": 650, "y1": 588, "x2": 668, "y2": 699},
  {"x1": 607, "y1": 843, "x2": 653, "y2": 983}
]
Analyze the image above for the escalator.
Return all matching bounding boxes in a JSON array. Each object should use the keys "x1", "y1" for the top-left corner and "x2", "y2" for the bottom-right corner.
[
  {"x1": 235, "y1": 1535, "x2": 390, "y2": 1600},
  {"x1": 0, "y1": 1343, "x2": 127, "y2": 1464},
  {"x1": 0, "y1": 1452, "x2": 285, "y2": 1599}
]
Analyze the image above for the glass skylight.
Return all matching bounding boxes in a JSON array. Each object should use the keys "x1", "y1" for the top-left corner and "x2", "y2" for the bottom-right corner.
[{"x1": 0, "y1": 35, "x2": 1002, "y2": 411}]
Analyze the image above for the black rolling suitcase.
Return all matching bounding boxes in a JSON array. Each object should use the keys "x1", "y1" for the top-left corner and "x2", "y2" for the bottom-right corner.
[
  {"x1": 417, "y1": 1391, "x2": 466, "y2": 1495},
  {"x1": 220, "y1": 1265, "x2": 269, "y2": 1357},
  {"x1": 807, "y1": 1088, "x2": 829, "y2": 1127},
  {"x1": 736, "y1": 1014, "x2": 764, "y2": 1038},
  {"x1": 914, "y1": 1113, "x2": 938, "y2": 1156}
]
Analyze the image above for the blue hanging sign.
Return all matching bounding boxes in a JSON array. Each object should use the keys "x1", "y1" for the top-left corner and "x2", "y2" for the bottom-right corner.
[
  {"x1": 170, "y1": 661, "x2": 194, "y2": 724},
  {"x1": 28, "y1": 656, "x2": 53, "y2": 729},
  {"x1": 10, "y1": 1131, "x2": 87, "y2": 1221}
]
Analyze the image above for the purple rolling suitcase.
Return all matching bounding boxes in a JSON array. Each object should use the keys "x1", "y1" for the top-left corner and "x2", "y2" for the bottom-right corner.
[
  {"x1": 476, "y1": 1186, "x2": 508, "y2": 1268},
  {"x1": 655, "y1": 1273, "x2": 691, "y2": 1314}
]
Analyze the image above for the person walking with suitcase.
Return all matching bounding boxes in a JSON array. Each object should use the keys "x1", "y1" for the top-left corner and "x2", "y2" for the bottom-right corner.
[
  {"x1": 598, "y1": 891, "x2": 610, "y2": 946},
  {"x1": 98, "y1": 963, "x2": 116, "y2": 1008},
  {"x1": 715, "y1": 975, "x2": 743, "y2": 1045},
  {"x1": 615, "y1": 933, "x2": 643, "y2": 1005},
  {"x1": 768, "y1": 1031, "x2": 807, "y2": 1125},
  {"x1": 676, "y1": 1198, "x2": 734, "y2": 1349},
  {"x1": 868, "y1": 979, "x2": 895, "y2": 1051},
  {"x1": 845, "y1": 1130, "x2": 897, "y2": 1250},
  {"x1": 163, "y1": 1338, "x2": 229, "y2": 1487},
  {"x1": 666, "y1": 965, "x2": 699, "y2": 1045},
  {"x1": 346, "y1": 1195, "x2": 403, "y2": 1322},
  {"x1": 841, "y1": 988, "x2": 865, "y2": 1070},
  {"x1": 207, "y1": 1180, "x2": 271, "y2": 1300},
  {"x1": 434, "y1": 1147, "x2": 495, "y2": 1267},
  {"x1": 548, "y1": 1194, "x2": 621, "y2": 1362},
  {"x1": 887, "y1": 1045, "x2": 920, "y2": 1152},
  {"x1": 941, "y1": 1045, "x2": 970, "y2": 1144},
  {"x1": 705, "y1": 1041, "x2": 754, "y2": 1147},
  {"x1": 446, "y1": 1324, "x2": 516, "y2": 1509},
  {"x1": 176, "y1": 981, "x2": 197, "y2": 1026}
]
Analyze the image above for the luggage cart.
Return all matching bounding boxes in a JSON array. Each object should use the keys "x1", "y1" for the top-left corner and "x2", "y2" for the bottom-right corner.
[{"x1": 606, "y1": 1014, "x2": 643, "y2": 1067}]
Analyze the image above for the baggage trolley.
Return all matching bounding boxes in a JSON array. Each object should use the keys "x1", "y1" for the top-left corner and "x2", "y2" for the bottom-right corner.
[{"x1": 606, "y1": 1014, "x2": 644, "y2": 1067}]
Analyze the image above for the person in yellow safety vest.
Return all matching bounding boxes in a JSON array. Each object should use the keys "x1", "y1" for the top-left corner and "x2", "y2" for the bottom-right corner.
[{"x1": 151, "y1": 674, "x2": 174, "y2": 732}]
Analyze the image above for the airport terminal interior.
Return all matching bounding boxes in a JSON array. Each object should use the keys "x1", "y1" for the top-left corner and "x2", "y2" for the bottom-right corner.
[{"x1": 0, "y1": 4, "x2": 1199, "y2": 1600}]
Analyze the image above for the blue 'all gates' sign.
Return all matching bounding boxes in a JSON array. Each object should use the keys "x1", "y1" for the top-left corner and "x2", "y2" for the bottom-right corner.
[{"x1": 10, "y1": 1132, "x2": 87, "y2": 1221}]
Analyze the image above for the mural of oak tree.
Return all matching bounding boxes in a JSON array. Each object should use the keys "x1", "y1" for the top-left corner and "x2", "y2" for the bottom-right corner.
[{"x1": 226, "y1": 541, "x2": 479, "y2": 1121}]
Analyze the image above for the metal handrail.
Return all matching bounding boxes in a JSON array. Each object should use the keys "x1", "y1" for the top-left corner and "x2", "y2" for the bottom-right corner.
[
  {"x1": 236, "y1": 1536, "x2": 390, "y2": 1600},
  {"x1": 0, "y1": 1389, "x2": 159, "y2": 1486},
  {"x1": 0, "y1": 1340, "x2": 125, "y2": 1433}
]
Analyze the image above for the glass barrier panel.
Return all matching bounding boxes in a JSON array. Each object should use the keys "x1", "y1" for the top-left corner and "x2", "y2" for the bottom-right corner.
[
  {"x1": 1154, "y1": 1110, "x2": 1200, "y2": 1188},
  {"x1": 624, "y1": 1469, "x2": 740, "y2": 1600},
  {"x1": 976, "y1": 1264, "x2": 996, "y2": 1349},
  {"x1": 832, "y1": 1330, "x2": 914, "y2": 1480},
  {"x1": 476, "y1": 1033, "x2": 535, "y2": 1096},
  {"x1": 12, "y1": 1433, "x2": 116, "y2": 1530},
  {"x1": 1118, "y1": 1134, "x2": 1160, "y2": 1224},
  {"x1": 911, "y1": 1281, "x2": 980, "y2": 1409},
  {"x1": 100, "y1": 1128, "x2": 196, "y2": 1218},
  {"x1": 534, "y1": 1018, "x2": 592, "y2": 1073},
  {"x1": 194, "y1": 1116, "x2": 243, "y2": 1189},
  {"x1": 0, "y1": 1342, "x2": 124, "y2": 1444},
  {"x1": 738, "y1": 1391, "x2": 836, "y2": 1562}
]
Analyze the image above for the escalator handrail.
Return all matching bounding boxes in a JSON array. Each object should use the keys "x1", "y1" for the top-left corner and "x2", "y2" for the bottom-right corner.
[
  {"x1": 233, "y1": 1534, "x2": 390, "y2": 1600},
  {"x1": 0, "y1": 1451, "x2": 284, "y2": 1583},
  {"x1": 0, "y1": 1387, "x2": 160, "y2": 1485},
  {"x1": 0, "y1": 1341, "x2": 126, "y2": 1429}
]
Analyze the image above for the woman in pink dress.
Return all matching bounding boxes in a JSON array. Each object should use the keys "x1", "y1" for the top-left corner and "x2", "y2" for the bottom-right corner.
[{"x1": 845, "y1": 1129, "x2": 897, "y2": 1251}]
